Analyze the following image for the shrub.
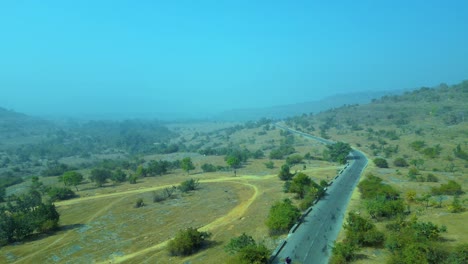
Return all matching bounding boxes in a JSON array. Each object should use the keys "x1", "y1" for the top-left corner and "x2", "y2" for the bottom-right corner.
[
  {"x1": 393, "y1": 157, "x2": 409, "y2": 167},
  {"x1": 167, "y1": 227, "x2": 211, "y2": 256},
  {"x1": 224, "y1": 233, "x2": 256, "y2": 254},
  {"x1": 330, "y1": 241, "x2": 357, "y2": 264},
  {"x1": 366, "y1": 197, "x2": 405, "y2": 219},
  {"x1": 453, "y1": 144, "x2": 468, "y2": 161},
  {"x1": 373, "y1": 158, "x2": 389, "y2": 168},
  {"x1": 344, "y1": 212, "x2": 385, "y2": 247},
  {"x1": 135, "y1": 198, "x2": 144, "y2": 208},
  {"x1": 423, "y1": 146, "x2": 442, "y2": 158},
  {"x1": 431, "y1": 180, "x2": 464, "y2": 196},
  {"x1": 179, "y1": 178, "x2": 200, "y2": 193},
  {"x1": 235, "y1": 244, "x2": 270, "y2": 264},
  {"x1": 201, "y1": 163, "x2": 217, "y2": 172},
  {"x1": 278, "y1": 164, "x2": 293, "y2": 181},
  {"x1": 410, "y1": 140, "x2": 425, "y2": 151},
  {"x1": 426, "y1": 173, "x2": 439, "y2": 182},
  {"x1": 264, "y1": 161, "x2": 274, "y2": 169},
  {"x1": 447, "y1": 196, "x2": 464, "y2": 213},
  {"x1": 447, "y1": 243, "x2": 468, "y2": 263},
  {"x1": 265, "y1": 198, "x2": 300, "y2": 235},
  {"x1": 128, "y1": 174, "x2": 138, "y2": 184},
  {"x1": 286, "y1": 154, "x2": 303, "y2": 165},
  {"x1": 47, "y1": 187, "x2": 76, "y2": 202}
]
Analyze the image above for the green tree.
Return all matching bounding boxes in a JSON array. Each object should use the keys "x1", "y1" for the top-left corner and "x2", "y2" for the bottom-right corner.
[
  {"x1": 111, "y1": 169, "x2": 127, "y2": 184},
  {"x1": 265, "y1": 198, "x2": 300, "y2": 234},
  {"x1": 289, "y1": 172, "x2": 312, "y2": 199},
  {"x1": 226, "y1": 156, "x2": 241, "y2": 170},
  {"x1": 167, "y1": 227, "x2": 211, "y2": 256},
  {"x1": 89, "y1": 168, "x2": 111, "y2": 187},
  {"x1": 278, "y1": 164, "x2": 293, "y2": 181},
  {"x1": 61, "y1": 171, "x2": 84, "y2": 191},
  {"x1": 181, "y1": 157, "x2": 195, "y2": 175},
  {"x1": 47, "y1": 187, "x2": 75, "y2": 202},
  {"x1": 324, "y1": 142, "x2": 352, "y2": 164},
  {"x1": 135, "y1": 165, "x2": 147, "y2": 178}
]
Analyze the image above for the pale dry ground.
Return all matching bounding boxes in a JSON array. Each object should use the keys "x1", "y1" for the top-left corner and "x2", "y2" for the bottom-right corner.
[{"x1": 0, "y1": 160, "x2": 339, "y2": 264}]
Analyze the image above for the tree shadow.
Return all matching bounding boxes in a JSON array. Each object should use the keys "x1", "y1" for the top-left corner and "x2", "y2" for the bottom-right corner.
[
  {"x1": 17, "y1": 224, "x2": 85, "y2": 244},
  {"x1": 60, "y1": 223, "x2": 86, "y2": 231}
]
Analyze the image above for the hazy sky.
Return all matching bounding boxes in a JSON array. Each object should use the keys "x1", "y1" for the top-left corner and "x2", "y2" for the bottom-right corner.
[{"x1": 1, "y1": 1, "x2": 468, "y2": 117}]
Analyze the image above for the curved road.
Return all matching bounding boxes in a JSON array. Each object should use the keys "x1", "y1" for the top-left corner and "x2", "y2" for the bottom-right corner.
[{"x1": 273, "y1": 124, "x2": 368, "y2": 264}]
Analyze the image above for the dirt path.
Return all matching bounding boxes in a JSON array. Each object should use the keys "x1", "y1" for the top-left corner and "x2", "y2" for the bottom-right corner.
[
  {"x1": 94, "y1": 178, "x2": 263, "y2": 263},
  {"x1": 6, "y1": 175, "x2": 270, "y2": 264},
  {"x1": 55, "y1": 175, "x2": 271, "y2": 207}
]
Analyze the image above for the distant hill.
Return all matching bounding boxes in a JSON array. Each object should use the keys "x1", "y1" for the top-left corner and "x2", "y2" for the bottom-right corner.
[
  {"x1": 0, "y1": 107, "x2": 55, "y2": 145},
  {"x1": 214, "y1": 90, "x2": 407, "y2": 121}
]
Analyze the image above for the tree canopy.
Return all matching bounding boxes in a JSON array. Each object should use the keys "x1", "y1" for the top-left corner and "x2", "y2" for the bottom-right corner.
[
  {"x1": 324, "y1": 142, "x2": 352, "y2": 164},
  {"x1": 266, "y1": 198, "x2": 300, "y2": 234}
]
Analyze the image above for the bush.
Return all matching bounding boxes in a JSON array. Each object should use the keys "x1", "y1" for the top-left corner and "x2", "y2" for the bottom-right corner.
[
  {"x1": 426, "y1": 173, "x2": 439, "y2": 182},
  {"x1": 393, "y1": 157, "x2": 409, "y2": 167},
  {"x1": 179, "y1": 178, "x2": 199, "y2": 193},
  {"x1": 235, "y1": 244, "x2": 270, "y2": 264},
  {"x1": 286, "y1": 154, "x2": 303, "y2": 165},
  {"x1": 167, "y1": 227, "x2": 211, "y2": 256},
  {"x1": 373, "y1": 158, "x2": 389, "y2": 168},
  {"x1": 201, "y1": 163, "x2": 217, "y2": 172},
  {"x1": 265, "y1": 198, "x2": 300, "y2": 235},
  {"x1": 447, "y1": 243, "x2": 468, "y2": 263},
  {"x1": 224, "y1": 233, "x2": 256, "y2": 254},
  {"x1": 330, "y1": 241, "x2": 357, "y2": 264},
  {"x1": 366, "y1": 197, "x2": 405, "y2": 219},
  {"x1": 47, "y1": 187, "x2": 76, "y2": 202},
  {"x1": 344, "y1": 212, "x2": 385, "y2": 247},
  {"x1": 431, "y1": 180, "x2": 464, "y2": 196},
  {"x1": 135, "y1": 198, "x2": 144, "y2": 208},
  {"x1": 410, "y1": 140, "x2": 425, "y2": 151},
  {"x1": 264, "y1": 161, "x2": 274, "y2": 169},
  {"x1": 278, "y1": 164, "x2": 293, "y2": 181},
  {"x1": 128, "y1": 174, "x2": 138, "y2": 184}
]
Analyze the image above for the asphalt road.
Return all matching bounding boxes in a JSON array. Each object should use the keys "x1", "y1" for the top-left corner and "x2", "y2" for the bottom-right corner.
[{"x1": 272, "y1": 125, "x2": 368, "y2": 264}]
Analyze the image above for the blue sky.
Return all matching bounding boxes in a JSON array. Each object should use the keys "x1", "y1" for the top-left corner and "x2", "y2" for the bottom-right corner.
[{"x1": 1, "y1": 1, "x2": 467, "y2": 117}]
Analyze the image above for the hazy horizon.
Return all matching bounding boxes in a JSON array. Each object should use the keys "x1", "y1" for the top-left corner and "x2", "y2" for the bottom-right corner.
[{"x1": 1, "y1": 1, "x2": 468, "y2": 118}]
